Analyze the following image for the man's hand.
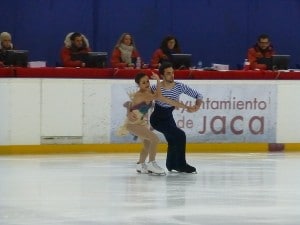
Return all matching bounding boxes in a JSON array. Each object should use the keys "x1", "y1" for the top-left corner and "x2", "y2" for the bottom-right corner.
[
  {"x1": 192, "y1": 99, "x2": 202, "y2": 112},
  {"x1": 186, "y1": 106, "x2": 196, "y2": 113},
  {"x1": 186, "y1": 100, "x2": 202, "y2": 113},
  {"x1": 192, "y1": 104, "x2": 201, "y2": 112}
]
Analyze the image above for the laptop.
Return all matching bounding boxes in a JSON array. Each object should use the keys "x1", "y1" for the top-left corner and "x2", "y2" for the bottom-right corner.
[
  {"x1": 87, "y1": 52, "x2": 108, "y2": 68},
  {"x1": 71, "y1": 52, "x2": 108, "y2": 68},
  {"x1": 272, "y1": 55, "x2": 290, "y2": 70},
  {"x1": 171, "y1": 53, "x2": 192, "y2": 69}
]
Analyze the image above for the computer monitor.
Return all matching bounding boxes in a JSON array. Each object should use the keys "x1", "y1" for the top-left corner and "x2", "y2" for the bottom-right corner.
[
  {"x1": 86, "y1": 52, "x2": 107, "y2": 68},
  {"x1": 71, "y1": 52, "x2": 107, "y2": 68},
  {"x1": 6, "y1": 50, "x2": 28, "y2": 67},
  {"x1": 272, "y1": 55, "x2": 290, "y2": 70},
  {"x1": 171, "y1": 54, "x2": 192, "y2": 69}
]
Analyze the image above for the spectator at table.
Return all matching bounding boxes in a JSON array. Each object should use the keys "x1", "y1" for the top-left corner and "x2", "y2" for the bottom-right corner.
[
  {"x1": 0, "y1": 32, "x2": 14, "y2": 67},
  {"x1": 110, "y1": 33, "x2": 141, "y2": 68},
  {"x1": 150, "y1": 35, "x2": 181, "y2": 69},
  {"x1": 60, "y1": 32, "x2": 91, "y2": 67},
  {"x1": 247, "y1": 34, "x2": 275, "y2": 70}
]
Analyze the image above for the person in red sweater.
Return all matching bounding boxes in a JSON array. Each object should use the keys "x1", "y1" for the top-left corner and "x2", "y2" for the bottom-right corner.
[
  {"x1": 150, "y1": 35, "x2": 181, "y2": 69},
  {"x1": 60, "y1": 32, "x2": 91, "y2": 67},
  {"x1": 247, "y1": 34, "x2": 275, "y2": 70},
  {"x1": 110, "y1": 33, "x2": 141, "y2": 68}
]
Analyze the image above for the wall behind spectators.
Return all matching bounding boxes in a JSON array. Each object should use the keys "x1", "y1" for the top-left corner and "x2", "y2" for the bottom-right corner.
[{"x1": 1, "y1": 0, "x2": 300, "y2": 68}]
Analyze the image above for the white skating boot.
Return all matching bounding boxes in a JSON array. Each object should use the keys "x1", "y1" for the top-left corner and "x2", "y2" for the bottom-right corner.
[
  {"x1": 147, "y1": 161, "x2": 166, "y2": 175},
  {"x1": 136, "y1": 162, "x2": 148, "y2": 174}
]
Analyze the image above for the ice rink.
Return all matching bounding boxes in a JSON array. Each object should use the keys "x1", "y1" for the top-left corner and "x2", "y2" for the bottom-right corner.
[{"x1": 0, "y1": 153, "x2": 300, "y2": 225}]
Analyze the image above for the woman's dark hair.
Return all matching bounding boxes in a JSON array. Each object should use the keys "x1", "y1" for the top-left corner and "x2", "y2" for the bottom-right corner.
[
  {"x1": 134, "y1": 73, "x2": 147, "y2": 84},
  {"x1": 160, "y1": 35, "x2": 181, "y2": 54}
]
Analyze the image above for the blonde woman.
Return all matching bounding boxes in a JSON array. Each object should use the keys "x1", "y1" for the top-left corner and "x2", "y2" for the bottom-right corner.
[
  {"x1": 110, "y1": 33, "x2": 141, "y2": 68},
  {"x1": 0, "y1": 32, "x2": 13, "y2": 50},
  {"x1": 0, "y1": 32, "x2": 14, "y2": 67}
]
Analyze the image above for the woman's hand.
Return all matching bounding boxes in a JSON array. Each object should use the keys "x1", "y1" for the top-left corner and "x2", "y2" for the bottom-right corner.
[{"x1": 127, "y1": 111, "x2": 138, "y2": 122}]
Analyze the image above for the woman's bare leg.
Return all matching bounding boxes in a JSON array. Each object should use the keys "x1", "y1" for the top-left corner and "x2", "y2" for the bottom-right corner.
[{"x1": 126, "y1": 124, "x2": 159, "y2": 162}]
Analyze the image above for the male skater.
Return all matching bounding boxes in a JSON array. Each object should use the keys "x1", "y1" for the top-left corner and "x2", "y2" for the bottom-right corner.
[{"x1": 150, "y1": 62, "x2": 203, "y2": 173}]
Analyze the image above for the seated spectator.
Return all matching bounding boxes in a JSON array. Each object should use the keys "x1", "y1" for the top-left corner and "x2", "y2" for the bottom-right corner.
[
  {"x1": 247, "y1": 34, "x2": 275, "y2": 70},
  {"x1": 110, "y1": 33, "x2": 141, "y2": 68},
  {"x1": 0, "y1": 32, "x2": 14, "y2": 67},
  {"x1": 150, "y1": 35, "x2": 181, "y2": 68},
  {"x1": 60, "y1": 32, "x2": 91, "y2": 67}
]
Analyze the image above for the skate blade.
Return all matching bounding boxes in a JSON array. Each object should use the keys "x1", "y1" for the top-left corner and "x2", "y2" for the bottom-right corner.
[
  {"x1": 188, "y1": 171, "x2": 197, "y2": 174},
  {"x1": 168, "y1": 170, "x2": 197, "y2": 174},
  {"x1": 148, "y1": 171, "x2": 166, "y2": 176},
  {"x1": 182, "y1": 171, "x2": 197, "y2": 174}
]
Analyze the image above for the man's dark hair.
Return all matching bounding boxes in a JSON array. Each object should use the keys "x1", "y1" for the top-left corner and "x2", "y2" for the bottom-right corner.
[
  {"x1": 159, "y1": 62, "x2": 173, "y2": 75},
  {"x1": 69, "y1": 32, "x2": 87, "y2": 50},
  {"x1": 257, "y1": 34, "x2": 270, "y2": 41},
  {"x1": 70, "y1": 32, "x2": 82, "y2": 41}
]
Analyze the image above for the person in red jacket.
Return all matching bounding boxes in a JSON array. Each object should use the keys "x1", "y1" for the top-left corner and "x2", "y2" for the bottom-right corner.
[
  {"x1": 247, "y1": 34, "x2": 275, "y2": 70},
  {"x1": 60, "y1": 32, "x2": 91, "y2": 67},
  {"x1": 150, "y1": 35, "x2": 181, "y2": 69},
  {"x1": 110, "y1": 33, "x2": 141, "y2": 68}
]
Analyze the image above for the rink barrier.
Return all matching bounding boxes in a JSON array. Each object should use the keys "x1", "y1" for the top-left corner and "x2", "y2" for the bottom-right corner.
[{"x1": 0, "y1": 143, "x2": 300, "y2": 155}]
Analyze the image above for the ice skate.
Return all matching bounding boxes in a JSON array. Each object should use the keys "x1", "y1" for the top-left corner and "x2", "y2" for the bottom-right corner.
[
  {"x1": 168, "y1": 164, "x2": 197, "y2": 174},
  {"x1": 167, "y1": 168, "x2": 181, "y2": 173},
  {"x1": 178, "y1": 164, "x2": 197, "y2": 174},
  {"x1": 167, "y1": 165, "x2": 180, "y2": 173},
  {"x1": 136, "y1": 162, "x2": 148, "y2": 174},
  {"x1": 147, "y1": 161, "x2": 166, "y2": 175}
]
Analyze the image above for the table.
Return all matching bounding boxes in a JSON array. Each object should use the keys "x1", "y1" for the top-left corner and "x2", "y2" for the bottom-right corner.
[
  {"x1": 1, "y1": 67, "x2": 300, "y2": 80},
  {"x1": 15, "y1": 67, "x2": 114, "y2": 79},
  {"x1": 0, "y1": 67, "x2": 15, "y2": 77}
]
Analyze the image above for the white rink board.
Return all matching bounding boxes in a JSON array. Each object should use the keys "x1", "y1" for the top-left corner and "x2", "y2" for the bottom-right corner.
[{"x1": 0, "y1": 78, "x2": 300, "y2": 145}]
